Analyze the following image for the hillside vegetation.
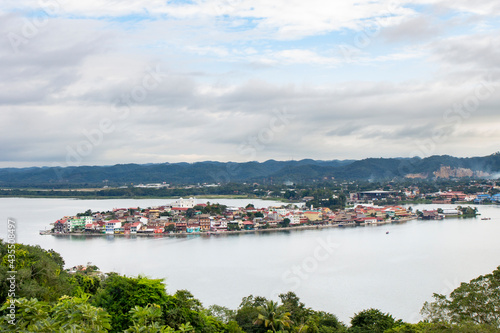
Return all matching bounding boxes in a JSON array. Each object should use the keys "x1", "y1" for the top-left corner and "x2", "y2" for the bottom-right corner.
[
  {"x1": 1, "y1": 153, "x2": 499, "y2": 187},
  {"x1": 0, "y1": 240, "x2": 499, "y2": 332}
]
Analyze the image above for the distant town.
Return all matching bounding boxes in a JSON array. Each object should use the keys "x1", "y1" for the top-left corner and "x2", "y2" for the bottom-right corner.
[{"x1": 46, "y1": 190, "x2": 486, "y2": 236}]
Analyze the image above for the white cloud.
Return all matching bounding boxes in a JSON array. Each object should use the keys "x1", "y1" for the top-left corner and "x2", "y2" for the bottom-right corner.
[
  {"x1": 163, "y1": 0, "x2": 417, "y2": 39},
  {"x1": 1, "y1": 0, "x2": 416, "y2": 39},
  {"x1": 248, "y1": 49, "x2": 340, "y2": 67},
  {"x1": 0, "y1": 0, "x2": 499, "y2": 166},
  {"x1": 409, "y1": 0, "x2": 500, "y2": 16}
]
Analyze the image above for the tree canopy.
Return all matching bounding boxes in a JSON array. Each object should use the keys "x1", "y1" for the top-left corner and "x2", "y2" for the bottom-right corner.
[
  {"x1": 1, "y1": 241, "x2": 500, "y2": 332},
  {"x1": 421, "y1": 266, "x2": 500, "y2": 328}
]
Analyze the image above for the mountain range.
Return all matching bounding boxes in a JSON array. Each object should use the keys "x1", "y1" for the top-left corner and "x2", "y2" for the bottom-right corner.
[{"x1": 1, "y1": 153, "x2": 499, "y2": 187}]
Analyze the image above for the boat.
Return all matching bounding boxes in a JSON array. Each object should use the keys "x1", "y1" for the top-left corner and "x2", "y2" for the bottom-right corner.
[{"x1": 481, "y1": 217, "x2": 491, "y2": 220}]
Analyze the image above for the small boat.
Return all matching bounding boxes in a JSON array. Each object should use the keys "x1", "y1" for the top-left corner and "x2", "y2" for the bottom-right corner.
[{"x1": 481, "y1": 217, "x2": 491, "y2": 220}]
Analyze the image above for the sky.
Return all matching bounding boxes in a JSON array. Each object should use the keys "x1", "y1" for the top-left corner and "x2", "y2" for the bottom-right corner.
[{"x1": 1, "y1": 0, "x2": 499, "y2": 168}]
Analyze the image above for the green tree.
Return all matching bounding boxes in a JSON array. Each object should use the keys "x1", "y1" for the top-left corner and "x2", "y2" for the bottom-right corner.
[
  {"x1": 77, "y1": 209, "x2": 93, "y2": 217},
  {"x1": 457, "y1": 206, "x2": 478, "y2": 218},
  {"x1": 284, "y1": 190, "x2": 297, "y2": 200},
  {"x1": 235, "y1": 295, "x2": 269, "y2": 333},
  {"x1": 0, "y1": 296, "x2": 111, "y2": 332},
  {"x1": 92, "y1": 274, "x2": 169, "y2": 332},
  {"x1": 185, "y1": 209, "x2": 195, "y2": 218},
  {"x1": 165, "y1": 224, "x2": 176, "y2": 233},
  {"x1": 280, "y1": 218, "x2": 291, "y2": 228},
  {"x1": 385, "y1": 322, "x2": 500, "y2": 332},
  {"x1": 70, "y1": 272, "x2": 102, "y2": 295},
  {"x1": 226, "y1": 320, "x2": 244, "y2": 333},
  {"x1": 279, "y1": 292, "x2": 311, "y2": 326},
  {"x1": 51, "y1": 295, "x2": 111, "y2": 332},
  {"x1": 253, "y1": 300, "x2": 292, "y2": 332},
  {"x1": 0, "y1": 241, "x2": 74, "y2": 303},
  {"x1": 0, "y1": 297, "x2": 51, "y2": 332},
  {"x1": 227, "y1": 223, "x2": 240, "y2": 231},
  {"x1": 348, "y1": 308, "x2": 398, "y2": 332},
  {"x1": 124, "y1": 303, "x2": 176, "y2": 333},
  {"x1": 207, "y1": 304, "x2": 236, "y2": 323},
  {"x1": 309, "y1": 311, "x2": 346, "y2": 333},
  {"x1": 421, "y1": 266, "x2": 500, "y2": 327},
  {"x1": 162, "y1": 289, "x2": 225, "y2": 333}
]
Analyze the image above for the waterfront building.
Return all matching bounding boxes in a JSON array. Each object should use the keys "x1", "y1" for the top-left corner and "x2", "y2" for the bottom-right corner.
[
  {"x1": 69, "y1": 216, "x2": 92, "y2": 232},
  {"x1": 53, "y1": 219, "x2": 68, "y2": 233},
  {"x1": 474, "y1": 194, "x2": 492, "y2": 204},
  {"x1": 106, "y1": 220, "x2": 122, "y2": 234}
]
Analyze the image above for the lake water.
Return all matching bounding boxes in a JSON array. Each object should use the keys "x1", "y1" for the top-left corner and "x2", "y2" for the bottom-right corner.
[{"x1": 1, "y1": 198, "x2": 500, "y2": 324}]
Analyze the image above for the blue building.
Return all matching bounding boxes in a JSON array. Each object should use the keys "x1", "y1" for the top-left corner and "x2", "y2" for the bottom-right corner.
[
  {"x1": 491, "y1": 193, "x2": 500, "y2": 203},
  {"x1": 474, "y1": 194, "x2": 492, "y2": 204},
  {"x1": 186, "y1": 226, "x2": 200, "y2": 233}
]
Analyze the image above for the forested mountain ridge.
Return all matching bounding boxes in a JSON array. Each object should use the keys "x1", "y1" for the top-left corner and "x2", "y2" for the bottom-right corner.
[{"x1": 0, "y1": 153, "x2": 499, "y2": 187}]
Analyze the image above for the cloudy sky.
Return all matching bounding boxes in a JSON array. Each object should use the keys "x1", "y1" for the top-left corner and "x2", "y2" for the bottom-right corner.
[{"x1": 1, "y1": 0, "x2": 499, "y2": 167}]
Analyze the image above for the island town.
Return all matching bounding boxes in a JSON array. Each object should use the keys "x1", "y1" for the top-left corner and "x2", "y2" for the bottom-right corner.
[{"x1": 45, "y1": 195, "x2": 482, "y2": 236}]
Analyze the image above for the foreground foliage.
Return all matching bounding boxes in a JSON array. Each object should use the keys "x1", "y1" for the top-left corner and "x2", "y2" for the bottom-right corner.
[
  {"x1": 0, "y1": 295, "x2": 111, "y2": 332},
  {"x1": 421, "y1": 266, "x2": 500, "y2": 328},
  {"x1": 1, "y1": 240, "x2": 499, "y2": 332}
]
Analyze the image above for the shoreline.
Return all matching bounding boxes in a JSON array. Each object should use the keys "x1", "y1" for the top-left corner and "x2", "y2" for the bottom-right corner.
[
  {"x1": 0, "y1": 195, "x2": 293, "y2": 202},
  {"x1": 42, "y1": 217, "x2": 417, "y2": 238}
]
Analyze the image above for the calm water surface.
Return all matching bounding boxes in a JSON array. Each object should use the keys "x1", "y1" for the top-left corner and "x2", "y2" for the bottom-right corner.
[{"x1": 1, "y1": 198, "x2": 500, "y2": 324}]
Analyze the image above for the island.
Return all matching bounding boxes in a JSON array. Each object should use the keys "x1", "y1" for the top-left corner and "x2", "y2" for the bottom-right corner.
[{"x1": 42, "y1": 197, "x2": 458, "y2": 237}]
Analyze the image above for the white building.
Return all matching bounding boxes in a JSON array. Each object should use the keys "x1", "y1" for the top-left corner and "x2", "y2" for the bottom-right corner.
[
  {"x1": 289, "y1": 214, "x2": 302, "y2": 225},
  {"x1": 170, "y1": 197, "x2": 196, "y2": 208},
  {"x1": 442, "y1": 209, "x2": 461, "y2": 216},
  {"x1": 273, "y1": 208, "x2": 287, "y2": 216}
]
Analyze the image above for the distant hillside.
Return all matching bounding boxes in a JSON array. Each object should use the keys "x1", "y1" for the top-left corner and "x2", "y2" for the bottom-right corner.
[
  {"x1": 0, "y1": 159, "x2": 354, "y2": 187},
  {"x1": 329, "y1": 154, "x2": 500, "y2": 181},
  {"x1": 0, "y1": 153, "x2": 499, "y2": 187}
]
